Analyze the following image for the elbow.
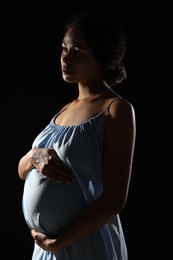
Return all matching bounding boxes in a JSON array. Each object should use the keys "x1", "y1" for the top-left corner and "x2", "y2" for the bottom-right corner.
[
  {"x1": 100, "y1": 193, "x2": 127, "y2": 216},
  {"x1": 18, "y1": 173, "x2": 26, "y2": 181},
  {"x1": 18, "y1": 167, "x2": 25, "y2": 180},
  {"x1": 18, "y1": 152, "x2": 34, "y2": 180},
  {"x1": 18, "y1": 162, "x2": 28, "y2": 180},
  {"x1": 109, "y1": 199, "x2": 127, "y2": 216}
]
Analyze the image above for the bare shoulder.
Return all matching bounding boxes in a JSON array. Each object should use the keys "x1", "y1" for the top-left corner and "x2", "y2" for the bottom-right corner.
[
  {"x1": 105, "y1": 96, "x2": 136, "y2": 142},
  {"x1": 108, "y1": 97, "x2": 135, "y2": 121}
]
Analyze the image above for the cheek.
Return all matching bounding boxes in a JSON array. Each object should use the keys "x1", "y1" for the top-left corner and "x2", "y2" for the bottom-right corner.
[{"x1": 83, "y1": 61, "x2": 101, "y2": 75}]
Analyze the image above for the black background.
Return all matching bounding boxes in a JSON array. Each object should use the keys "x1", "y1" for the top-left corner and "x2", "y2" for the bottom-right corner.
[{"x1": 1, "y1": 4, "x2": 172, "y2": 260}]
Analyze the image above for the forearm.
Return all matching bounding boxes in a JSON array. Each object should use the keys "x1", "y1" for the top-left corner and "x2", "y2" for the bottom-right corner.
[
  {"x1": 18, "y1": 149, "x2": 35, "y2": 180},
  {"x1": 51, "y1": 195, "x2": 119, "y2": 252}
]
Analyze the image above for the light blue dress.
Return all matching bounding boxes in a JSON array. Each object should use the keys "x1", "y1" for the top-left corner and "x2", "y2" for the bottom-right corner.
[{"x1": 22, "y1": 99, "x2": 128, "y2": 260}]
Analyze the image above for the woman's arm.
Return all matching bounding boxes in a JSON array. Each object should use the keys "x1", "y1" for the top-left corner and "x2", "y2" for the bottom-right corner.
[
  {"x1": 18, "y1": 149, "x2": 35, "y2": 180},
  {"x1": 18, "y1": 148, "x2": 76, "y2": 183}
]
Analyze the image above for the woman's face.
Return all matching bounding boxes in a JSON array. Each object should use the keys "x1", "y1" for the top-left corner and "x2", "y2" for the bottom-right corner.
[{"x1": 61, "y1": 26, "x2": 103, "y2": 84}]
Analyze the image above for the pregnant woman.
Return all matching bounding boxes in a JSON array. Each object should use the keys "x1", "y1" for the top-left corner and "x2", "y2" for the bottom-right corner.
[{"x1": 18, "y1": 8, "x2": 136, "y2": 260}]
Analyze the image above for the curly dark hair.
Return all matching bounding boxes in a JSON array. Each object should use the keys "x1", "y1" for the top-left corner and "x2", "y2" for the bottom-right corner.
[{"x1": 63, "y1": 8, "x2": 127, "y2": 87}]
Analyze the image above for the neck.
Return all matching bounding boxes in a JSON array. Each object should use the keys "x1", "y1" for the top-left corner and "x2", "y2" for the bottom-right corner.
[{"x1": 77, "y1": 82, "x2": 110, "y2": 100}]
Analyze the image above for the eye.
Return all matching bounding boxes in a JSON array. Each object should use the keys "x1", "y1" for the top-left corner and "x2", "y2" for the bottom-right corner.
[
  {"x1": 62, "y1": 46, "x2": 68, "y2": 53},
  {"x1": 74, "y1": 49, "x2": 82, "y2": 56}
]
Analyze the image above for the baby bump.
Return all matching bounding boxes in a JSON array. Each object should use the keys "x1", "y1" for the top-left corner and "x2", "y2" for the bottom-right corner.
[{"x1": 22, "y1": 169, "x2": 88, "y2": 236}]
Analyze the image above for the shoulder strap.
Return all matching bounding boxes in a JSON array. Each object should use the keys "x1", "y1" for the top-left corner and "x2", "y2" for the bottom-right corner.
[{"x1": 102, "y1": 98, "x2": 117, "y2": 113}]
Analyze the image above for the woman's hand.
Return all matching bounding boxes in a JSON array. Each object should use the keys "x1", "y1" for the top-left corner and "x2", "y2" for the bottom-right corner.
[
  {"x1": 31, "y1": 148, "x2": 76, "y2": 184},
  {"x1": 31, "y1": 229, "x2": 58, "y2": 253}
]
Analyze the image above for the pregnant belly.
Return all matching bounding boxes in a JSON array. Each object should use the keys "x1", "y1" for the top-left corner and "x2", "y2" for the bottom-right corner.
[{"x1": 22, "y1": 169, "x2": 88, "y2": 236}]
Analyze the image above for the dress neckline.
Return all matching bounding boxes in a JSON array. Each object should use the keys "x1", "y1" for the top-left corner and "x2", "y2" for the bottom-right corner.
[
  {"x1": 52, "y1": 97, "x2": 118, "y2": 128},
  {"x1": 52, "y1": 110, "x2": 105, "y2": 128}
]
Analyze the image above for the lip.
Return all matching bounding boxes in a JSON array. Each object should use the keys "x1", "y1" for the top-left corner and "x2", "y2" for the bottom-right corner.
[{"x1": 62, "y1": 67, "x2": 73, "y2": 74}]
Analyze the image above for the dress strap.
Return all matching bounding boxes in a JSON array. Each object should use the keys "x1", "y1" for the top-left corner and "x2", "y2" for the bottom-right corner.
[{"x1": 102, "y1": 97, "x2": 120, "y2": 114}]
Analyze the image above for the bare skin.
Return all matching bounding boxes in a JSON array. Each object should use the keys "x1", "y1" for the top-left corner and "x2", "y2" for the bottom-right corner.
[
  {"x1": 18, "y1": 148, "x2": 76, "y2": 183},
  {"x1": 18, "y1": 26, "x2": 136, "y2": 253}
]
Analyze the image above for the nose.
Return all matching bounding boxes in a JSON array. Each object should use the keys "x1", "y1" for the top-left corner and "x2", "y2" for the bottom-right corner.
[
  {"x1": 61, "y1": 51, "x2": 72, "y2": 64},
  {"x1": 62, "y1": 59, "x2": 71, "y2": 66},
  {"x1": 61, "y1": 55, "x2": 72, "y2": 70}
]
